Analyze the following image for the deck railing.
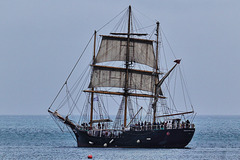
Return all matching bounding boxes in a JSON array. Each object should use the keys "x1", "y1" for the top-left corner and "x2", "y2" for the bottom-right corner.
[{"x1": 76, "y1": 121, "x2": 195, "y2": 138}]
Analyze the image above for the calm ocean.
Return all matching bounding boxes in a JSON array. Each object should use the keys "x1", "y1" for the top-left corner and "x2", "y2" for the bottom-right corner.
[{"x1": 0, "y1": 115, "x2": 239, "y2": 160}]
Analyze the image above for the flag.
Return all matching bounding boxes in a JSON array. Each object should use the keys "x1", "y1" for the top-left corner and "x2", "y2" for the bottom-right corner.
[
  {"x1": 93, "y1": 96, "x2": 99, "y2": 101},
  {"x1": 174, "y1": 59, "x2": 181, "y2": 64}
]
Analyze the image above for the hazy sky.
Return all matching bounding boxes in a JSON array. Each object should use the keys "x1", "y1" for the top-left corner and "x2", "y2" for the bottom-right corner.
[{"x1": 1, "y1": 0, "x2": 240, "y2": 115}]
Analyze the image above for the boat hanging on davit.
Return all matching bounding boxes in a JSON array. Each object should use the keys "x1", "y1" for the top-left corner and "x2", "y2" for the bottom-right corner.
[{"x1": 48, "y1": 5, "x2": 196, "y2": 148}]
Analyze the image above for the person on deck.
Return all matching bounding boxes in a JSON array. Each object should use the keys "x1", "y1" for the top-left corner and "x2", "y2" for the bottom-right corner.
[{"x1": 186, "y1": 120, "x2": 190, "y2": 128}]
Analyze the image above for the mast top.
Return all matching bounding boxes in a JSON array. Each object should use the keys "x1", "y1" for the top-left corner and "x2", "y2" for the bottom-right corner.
[{"x1": 110, "y1": 5, "x2": 147, "y2": 37}]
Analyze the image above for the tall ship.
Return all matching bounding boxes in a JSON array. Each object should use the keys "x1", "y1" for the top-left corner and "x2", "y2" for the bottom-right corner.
[{"x1": 48, "y1": 6, "x2": 195, "y2": 148}]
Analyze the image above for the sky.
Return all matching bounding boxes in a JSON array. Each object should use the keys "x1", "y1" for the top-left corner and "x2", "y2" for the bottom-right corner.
[{"x1": 0, "y1": 0, "x2": 240, "y2": 115}]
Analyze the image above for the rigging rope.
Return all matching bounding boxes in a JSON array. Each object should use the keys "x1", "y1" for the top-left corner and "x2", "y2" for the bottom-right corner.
[
  {"x1": 68, "y1": 66, "x2": 91, "y2": 115},
  {"x1": 132, "y1": 6, "x2": 156, "y2": 24},
  {"x1": 179, "y1": 68, "x2": 188, "y2": 111},
  {"x1": 48, "y1": 33, "x2": 94, "y2": 110},
  {"x1": 179, "y1": 66, "x2": 194, "y2": 111},
  {"x1": 97, "y1": 7, "x2": 128, "y2": 32},
  {"x1": 132, "y1": 24, "x2": 155, "y2": 33},
  {"x1": 66, "y1": 126, "x2": 77, "y2": 142},
  {"x1": 160, "y1": 26, "x2": 177, "y2": 59},
  {"x1": 56, "y1": 64, "x2": 90, "y2": 111},
  {"x1": 112, "y1": 10, "x2": 128, "y2": 33},
  {"x1": 49, "y1": 113, "x2": 64, "y2": 132},
  {"x1": 78, "y1": 93, "x2": 89, "y2": 124}
]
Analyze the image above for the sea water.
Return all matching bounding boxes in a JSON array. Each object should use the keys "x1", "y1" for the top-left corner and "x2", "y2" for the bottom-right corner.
[{"x1": 0, "y1": 115, "x2": 239, "y2": 160}]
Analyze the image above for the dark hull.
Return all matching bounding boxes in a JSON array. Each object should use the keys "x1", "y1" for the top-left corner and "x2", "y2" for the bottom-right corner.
[{"x1": 73, "y1": 128, "x2": 195, "y2": 148}]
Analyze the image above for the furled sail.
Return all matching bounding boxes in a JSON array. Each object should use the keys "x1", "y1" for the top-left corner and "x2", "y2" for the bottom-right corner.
[
  {"x1": 95, "y1": 36, "x2": 156, "y2": 69},
  {"x1": 89, "y1": 65, "x2": 156, "y2": 93}
]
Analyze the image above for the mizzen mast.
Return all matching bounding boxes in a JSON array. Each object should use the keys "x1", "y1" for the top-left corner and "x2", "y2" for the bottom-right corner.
[{"x1": 153, "y1": 21, "x2": 160, "y2": 124}]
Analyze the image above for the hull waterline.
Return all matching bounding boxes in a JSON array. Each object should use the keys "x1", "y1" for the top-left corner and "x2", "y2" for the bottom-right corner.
[{"x1": 73, "y1": 128, "x2": 195, "y2": 148}]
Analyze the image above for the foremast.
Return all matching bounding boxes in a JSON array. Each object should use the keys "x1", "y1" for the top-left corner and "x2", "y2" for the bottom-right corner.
[{"x1": 90, "y1": 30, "x2": 97, "y2": 127}]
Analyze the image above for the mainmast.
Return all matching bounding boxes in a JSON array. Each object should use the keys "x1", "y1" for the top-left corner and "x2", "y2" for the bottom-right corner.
[
  {"x1": 153, "y1": 22, "x2": 160, "y2": 124},
  {"x1": 87, "y1": 6, "x2": 158, "y2": 128},
  {"x1": 124, "y1": 5, "x2": 131, "y2": 127}
]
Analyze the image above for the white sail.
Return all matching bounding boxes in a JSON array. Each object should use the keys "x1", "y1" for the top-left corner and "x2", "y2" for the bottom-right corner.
[
  {"x1": 89, "y1": 65, "x2": 156, "y2": 93},
  {"x1": 95, "y1": 36, "x2": 156, "y2": 69}
]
